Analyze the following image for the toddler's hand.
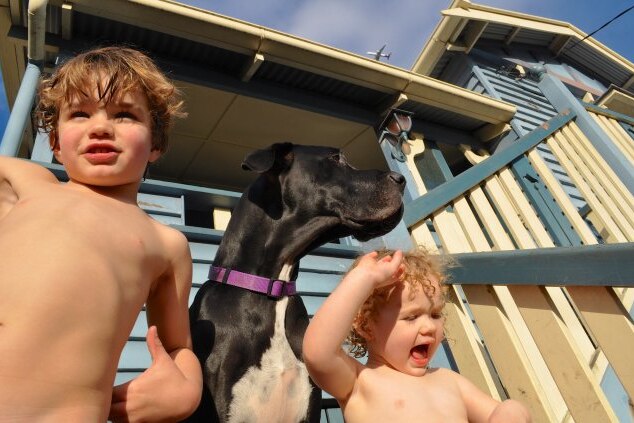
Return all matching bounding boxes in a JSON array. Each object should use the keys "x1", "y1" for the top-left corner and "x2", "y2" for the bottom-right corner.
[{"x1": 354, "y1": 250, "x2": 404, "y2": 289}]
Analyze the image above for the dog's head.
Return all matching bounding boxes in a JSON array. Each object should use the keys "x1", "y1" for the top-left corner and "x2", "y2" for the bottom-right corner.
[{"x1": 242, "y1": 142, "x2": 405, "y2": 245}]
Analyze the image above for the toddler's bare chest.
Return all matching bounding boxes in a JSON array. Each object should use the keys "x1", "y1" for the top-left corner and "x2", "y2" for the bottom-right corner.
[{"x1": 348, "y1": 373, "x2": 465, "y2": 422}]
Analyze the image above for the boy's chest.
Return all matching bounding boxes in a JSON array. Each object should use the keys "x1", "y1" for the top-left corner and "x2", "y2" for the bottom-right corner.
[
  {"x1": 22, "y1": 192, "x2": 165, "y2": 263},
  {"x1": 3, "y1": 193, "x2": 167, "y2": 316},
  {"x1": 72, "y1": 201, "x2": 163, "y2": 258}
]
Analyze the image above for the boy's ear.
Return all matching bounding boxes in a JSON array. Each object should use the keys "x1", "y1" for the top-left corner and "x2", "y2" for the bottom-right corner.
[
  {"x1": 48, "y1": 131, "x2": 59, "y2": 152},
  {"x1": 52, "y1": 145, "x2": 63, "y2": 164},
  {"x1": 148, "y1": 149, "x2": 162, "y2": 163}
]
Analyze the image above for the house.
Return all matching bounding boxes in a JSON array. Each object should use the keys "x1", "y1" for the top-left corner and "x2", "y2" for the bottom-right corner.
[{"x1": 1, "y1": 0, "x2": 632, "y2": 421}]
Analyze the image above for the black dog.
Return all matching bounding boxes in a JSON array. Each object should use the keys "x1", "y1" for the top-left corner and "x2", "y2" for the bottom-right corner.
[{"x1": 187, "y1": 143, "x2": 405, "y2": 422}]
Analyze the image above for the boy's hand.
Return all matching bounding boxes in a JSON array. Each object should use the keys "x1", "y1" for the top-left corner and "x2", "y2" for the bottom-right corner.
[
  {"x1": 353, "y1": 250, "x2": 404, "y2": 289},
  {"x1": 109, "y1": 326, "x2": 200, "y2": 422}
]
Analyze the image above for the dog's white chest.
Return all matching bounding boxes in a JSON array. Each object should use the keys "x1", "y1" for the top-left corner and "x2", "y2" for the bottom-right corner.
[{"x1": 228, "y1": 297, "x2": 312, "y2": 423}]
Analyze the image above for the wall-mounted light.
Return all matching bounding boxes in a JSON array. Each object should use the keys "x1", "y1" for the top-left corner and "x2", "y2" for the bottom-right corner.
[
  {"x1": 495, "y1": 62, "x2": 545, "y2": 82},
  {"x1": 378, "y1": 109, "x2": 414, "y2": 162}
]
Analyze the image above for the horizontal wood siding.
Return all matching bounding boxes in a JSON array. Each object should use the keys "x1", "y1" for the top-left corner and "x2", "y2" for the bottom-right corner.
[
  {"x1": 137, "y1": 192, "x2": 185, "y2": 225},
  {"x1": 475, "y1": 64, "x2": 589, "y2": 211}
]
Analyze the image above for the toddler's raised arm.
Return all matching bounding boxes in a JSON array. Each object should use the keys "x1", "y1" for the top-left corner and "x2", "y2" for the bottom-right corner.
[{"x1": 303, "y1": 250, "x2": 403, "y2": 401}]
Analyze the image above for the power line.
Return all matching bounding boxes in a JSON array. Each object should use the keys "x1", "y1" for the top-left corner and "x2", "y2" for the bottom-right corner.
[{"x1": 564, "y1": 4, "x2": 634, "y2": 52}]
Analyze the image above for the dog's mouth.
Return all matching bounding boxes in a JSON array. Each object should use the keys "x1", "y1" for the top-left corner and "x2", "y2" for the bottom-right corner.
[{"x1": 346, "y1": 204, "x2": 404, "y2": 241}]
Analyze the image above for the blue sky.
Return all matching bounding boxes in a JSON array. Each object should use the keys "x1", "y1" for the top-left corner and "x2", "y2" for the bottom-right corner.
[
  {"x1": 1, "y1": 0, "x2": 633, "y2": 139},
  {"x1": 180, "y1": 0, "x2": 634, "y2": 69}
]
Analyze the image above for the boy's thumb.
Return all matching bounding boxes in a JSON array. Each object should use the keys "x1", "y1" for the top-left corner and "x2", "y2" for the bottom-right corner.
[{"x1": 146, "y1": 325, "x2": 167, "y2": 361}]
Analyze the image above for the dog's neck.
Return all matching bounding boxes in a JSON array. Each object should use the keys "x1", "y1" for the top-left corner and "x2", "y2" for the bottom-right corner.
[
  {"x1": 277, "y1": 263, "x2": 294, "y2": 282},
  {"x1": 213, "y1": 185, "x2": 293, "y2": 278}
]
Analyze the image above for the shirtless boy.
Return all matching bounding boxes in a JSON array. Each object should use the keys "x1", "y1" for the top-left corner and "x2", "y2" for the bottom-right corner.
[
  {"x1": 303, "y1": 248, "x2": 531, "y2": 422},
  {"x1": 0, "y1": 47, "x2": 202, "y2": 422}
]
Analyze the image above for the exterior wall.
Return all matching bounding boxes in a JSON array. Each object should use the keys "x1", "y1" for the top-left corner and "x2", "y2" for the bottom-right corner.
[
  {"x1": 435, "y1": 44, "x2": 634, "y2": 244},
  {"x1": 448, "y1": 48, "x2": 588, "y2": 210}
]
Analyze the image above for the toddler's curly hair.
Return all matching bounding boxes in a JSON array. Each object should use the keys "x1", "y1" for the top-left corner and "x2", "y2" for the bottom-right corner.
[
  {"x1": 35, "y1": 46, "x2": 185, "y2": 153},
  {"x1": 346, "y1": 246, "x2": 449, "y2": 358}
]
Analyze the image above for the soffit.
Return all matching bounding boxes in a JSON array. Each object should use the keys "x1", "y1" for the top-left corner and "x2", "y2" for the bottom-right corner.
[{"x1": 595, "y1": 87, "x2": 634, "y2": 117}]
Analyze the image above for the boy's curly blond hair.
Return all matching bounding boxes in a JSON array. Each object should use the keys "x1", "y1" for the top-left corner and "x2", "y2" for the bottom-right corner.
[
  {"x1": 35, "y1": 46, "x2": 185, "y2": 153},
  {"x1": 346, "y1": 246, "x2": 449, "y2": 358}
]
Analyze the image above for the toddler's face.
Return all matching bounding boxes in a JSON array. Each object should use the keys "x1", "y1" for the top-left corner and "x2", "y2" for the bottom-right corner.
[{"x1": 366, "y1": 277, "x2": 445, "y2": 376}]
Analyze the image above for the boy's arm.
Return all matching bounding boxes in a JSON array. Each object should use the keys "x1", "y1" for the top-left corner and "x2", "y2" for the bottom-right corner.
[
  {"x1": 0, "y1": 156, "x2": 58, "y2": 219},
  {"x1": 302, "y1": 251, "x2": 403, "y2": 402},
  {"x1": 147, "y1": 227, "x2": 202, "y2": 409},
  {"x1": 110, "y1": 228, "x2": 202, "y2": 422},
  {"x1": 452, "y1": 369, "x2": 531, "y2": 423}
]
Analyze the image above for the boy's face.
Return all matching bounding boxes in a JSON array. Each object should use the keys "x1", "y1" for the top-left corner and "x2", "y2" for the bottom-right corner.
[
  {"x1": 54, "y1": 83, "x2": 159, "y2": 187},
  {"x1": 366, "y1": 278, "x2": 445, "y2": 376}
]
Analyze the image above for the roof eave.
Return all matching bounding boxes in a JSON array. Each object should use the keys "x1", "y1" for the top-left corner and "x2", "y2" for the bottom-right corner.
[
  {"x1": 20, "y1": 0, "x2": 515, "y2": 125},
  {"x1": 411, "y1": 0, "x2": 634, "y2": 82}
]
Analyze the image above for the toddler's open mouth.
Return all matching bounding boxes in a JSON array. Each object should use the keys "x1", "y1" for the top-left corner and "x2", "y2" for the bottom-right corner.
[{"x1": 410, "y1": 344, "x2": 430, "y2": 365}]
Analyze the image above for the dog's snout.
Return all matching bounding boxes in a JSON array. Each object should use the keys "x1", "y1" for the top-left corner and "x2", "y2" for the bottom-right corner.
[{"x1": 388, "y1": 172, "x2": 406, "y2": 187}]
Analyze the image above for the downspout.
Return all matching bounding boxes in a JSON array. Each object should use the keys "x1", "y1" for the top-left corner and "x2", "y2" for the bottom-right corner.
[
  {"x1": 0, "y1": 0, "x2": 48, "y2": 157},
  {"x1": 28, "y1": 0, "x2": 48, "y2": 66}
]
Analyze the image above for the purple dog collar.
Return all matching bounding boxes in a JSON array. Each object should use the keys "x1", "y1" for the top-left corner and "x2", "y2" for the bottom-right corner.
[{"x1": 208, "y1": 266, "x2": 297, "y2": 298}]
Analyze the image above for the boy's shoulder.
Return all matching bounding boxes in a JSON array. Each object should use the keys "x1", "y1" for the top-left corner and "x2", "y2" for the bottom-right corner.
[
  {"x1": 146, "y1": 216, "x2": 190, "y2": 254},
  {"x1": 0, "y1": 156, "x2": 58, "y2": 180},
  {"x1": 0, "y1": 157, "x2": 60, "y2": 199}
]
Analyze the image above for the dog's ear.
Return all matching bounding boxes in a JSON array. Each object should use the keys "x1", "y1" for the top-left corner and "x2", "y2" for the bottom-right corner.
[{"x1": 242, "y1": 142, "x2": 294, "y2": 173}]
